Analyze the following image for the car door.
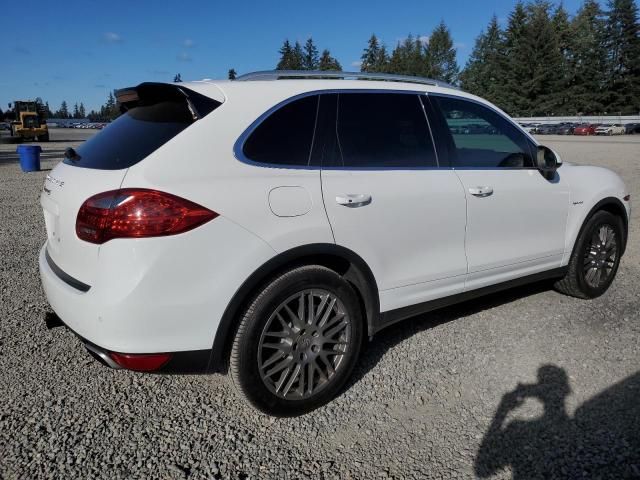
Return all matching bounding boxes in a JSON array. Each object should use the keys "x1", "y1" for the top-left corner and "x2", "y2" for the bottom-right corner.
[
  {"x1": 317, "y1": 92, "x2": 468, "y2": 313},
  {"x1": 427, "y1": 94, "x2": 570, "y2": 291}
]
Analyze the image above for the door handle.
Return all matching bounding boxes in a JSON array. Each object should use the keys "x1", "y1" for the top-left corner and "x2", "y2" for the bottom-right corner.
[
  {"x1": 336, "y1": 193, "x2": 372, "y2": 207},
  {"x1": 468, "y1": 186, "x2": 493, "y2": 197}
]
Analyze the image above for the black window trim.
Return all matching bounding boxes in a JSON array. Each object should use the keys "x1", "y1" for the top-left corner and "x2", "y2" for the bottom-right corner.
[
  {"x1": 234, "y1": 88, "x2": 441, "y2": 171},
  {"x1": 426, "y1": 92, "x2": 540, "y2": 171}
]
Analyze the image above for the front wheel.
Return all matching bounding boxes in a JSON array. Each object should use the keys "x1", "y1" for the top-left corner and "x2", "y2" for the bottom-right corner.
[
  {"x1": 229, "y1": 265, "x2": 363, "y2": 416},
  {"x1": 554, "y1": 210, "x2": 624, "y2": 299}
]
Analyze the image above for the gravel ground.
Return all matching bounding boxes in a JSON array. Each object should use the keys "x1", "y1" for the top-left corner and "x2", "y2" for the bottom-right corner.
[{"x1": 1, "y1": 130, "x2": 639, "y2": 479}]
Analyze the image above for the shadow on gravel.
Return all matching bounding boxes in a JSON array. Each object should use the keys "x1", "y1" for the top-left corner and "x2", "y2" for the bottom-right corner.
[
  {"x1": 475, "y1": 365, "x2": 640, "y2": 479},
  {"x1": 347, "y1": 280, "x2": 553, "y2": 392}
]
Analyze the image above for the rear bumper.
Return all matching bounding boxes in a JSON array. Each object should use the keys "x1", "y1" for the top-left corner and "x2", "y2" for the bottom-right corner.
[
  {"x1": 45, "y1": 311, "x2": 214, "y2": 373},
  {"x1": 38, "y1": 216, "x2": 276, "y2": 365}
]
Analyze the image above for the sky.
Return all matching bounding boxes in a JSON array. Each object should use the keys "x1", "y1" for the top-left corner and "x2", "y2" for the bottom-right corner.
[{"x1": 2, "y1": 0, "x2": 586, "y2": 113}]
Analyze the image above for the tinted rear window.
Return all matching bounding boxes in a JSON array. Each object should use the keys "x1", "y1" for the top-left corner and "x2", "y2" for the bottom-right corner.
[
  {"x1": 65, "y1": 89, "x2": 220, "y2": 170},
  {"x1": 242, "y1": 95, "x2": 319, "y2": 166},
  {"x1": 336, "y1": 93, "x2": 437, "y2": 168}
]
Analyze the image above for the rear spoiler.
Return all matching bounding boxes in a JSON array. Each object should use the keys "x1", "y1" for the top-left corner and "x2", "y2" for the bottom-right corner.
[{"x1": 115, "y1": 83, "x2": 220, "y2": 119}]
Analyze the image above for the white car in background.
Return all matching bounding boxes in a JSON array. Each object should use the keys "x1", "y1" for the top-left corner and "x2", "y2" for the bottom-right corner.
[
  {"x1": 39, "y1": 71, "x2": 631, "y2": 416},
  {"x1": 519, "y1": 123, "x2": 540, "y2": 134},
  {"x1": 595, "y1": 124, "x2": 626, "y2": 135}
]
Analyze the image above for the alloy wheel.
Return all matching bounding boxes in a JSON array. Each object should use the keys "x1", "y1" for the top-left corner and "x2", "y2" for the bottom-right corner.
[
  {"x1": 583, "y1": 224, "x2": 617, "y2": 288},
  {"x1": 257, "y1": 289, "x2": 351, "y2": 400}
]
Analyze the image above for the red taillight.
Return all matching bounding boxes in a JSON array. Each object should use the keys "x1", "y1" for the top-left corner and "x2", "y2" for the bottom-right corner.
[
  {"x1": 109, "y1": 352, "x2": 172, "y2": 371},
  {"x1": 76, "y1": 189, "x2": 218, "y2": 244}
]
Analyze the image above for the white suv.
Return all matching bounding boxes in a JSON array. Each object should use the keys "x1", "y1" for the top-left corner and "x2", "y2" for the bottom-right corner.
[{"x1": 39, "y1": 71, "x2": 631, "y2": 415}]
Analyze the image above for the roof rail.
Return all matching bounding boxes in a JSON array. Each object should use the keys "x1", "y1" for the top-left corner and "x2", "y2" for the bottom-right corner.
[{"x1": 234, "y1": 70, "x2": 458, "y2": 90}]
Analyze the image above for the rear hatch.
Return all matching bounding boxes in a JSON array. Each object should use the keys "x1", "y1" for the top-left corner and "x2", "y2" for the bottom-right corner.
[{"x1": 41, "y1": 82, "x2": 221, "y2": 286}]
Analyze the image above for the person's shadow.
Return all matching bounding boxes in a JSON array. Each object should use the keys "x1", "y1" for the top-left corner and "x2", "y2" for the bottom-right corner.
[{"x1": 475, "y1": 365, "x2": 640, "y2": 479}]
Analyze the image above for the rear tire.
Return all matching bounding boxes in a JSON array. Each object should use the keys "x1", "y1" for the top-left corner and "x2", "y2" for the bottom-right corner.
[
  {"x1": 229, "y1": 265, "x2": 363, "y2": 416},
  {"x1": 554, "y1": 210, "x2": 624, "y2": 299}
]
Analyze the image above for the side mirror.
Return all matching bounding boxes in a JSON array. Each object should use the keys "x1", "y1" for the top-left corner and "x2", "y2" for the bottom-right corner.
[{"x1": 536, "y1": 145, "x2": 560, "y2": 174}]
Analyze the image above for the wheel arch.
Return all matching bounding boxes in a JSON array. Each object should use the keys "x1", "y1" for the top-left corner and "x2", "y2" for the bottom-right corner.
[
  {"x1": 570, "y1": 197, "x2": 629, "y2": 258},
  {"x1": 208, "y1": 243, "x2": 380, "y2": 372}
]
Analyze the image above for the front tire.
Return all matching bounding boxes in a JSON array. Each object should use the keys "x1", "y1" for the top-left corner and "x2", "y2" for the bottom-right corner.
[
  {"x1": 554, "y1": 210, "x2": 624, "y2": 299},
  {"x1": 229, "y1": 265, "x2": 363, "y2": 416}
]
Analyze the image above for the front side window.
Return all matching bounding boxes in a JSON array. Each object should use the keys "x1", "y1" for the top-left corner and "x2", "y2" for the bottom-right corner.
[
  {"x1": 243, "y1": 95, "x2": 319, "y2": 166},
  {"x1": 335, "y1": 93, "x2": 437, "y2": 168},
  {"x1": 432, "y1": 96, "x2": 534, "y2": 169}
]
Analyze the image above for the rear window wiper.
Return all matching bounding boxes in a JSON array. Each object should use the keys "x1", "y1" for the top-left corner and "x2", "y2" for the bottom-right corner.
[{"x1": 64, "y1": 147, "x2": 81, "y2": 162}]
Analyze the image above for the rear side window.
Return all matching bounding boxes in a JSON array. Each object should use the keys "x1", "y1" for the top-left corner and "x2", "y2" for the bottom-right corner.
[
  {"x1": 242, "y1": 95, "x2": 319, "y2": 166},
  {"x1": 335, "y1": 93, "x2": 437, "y2": 168},
  {"x1": 431, "y1": 96, "x2": 535, "y2": 169},
  {"x1": 65, "y1": 86, "x2": 220, "y2": 170}
]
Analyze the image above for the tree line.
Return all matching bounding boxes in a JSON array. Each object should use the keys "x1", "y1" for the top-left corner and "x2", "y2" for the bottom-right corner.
[
  {"x1": 461, "y1": 0, "x2": 640, "y2": 116},
  {"x1": 2, "y1": 0, "x2": 635, "y2": 123},
  {"x1": 272, "y1": 0, "x2": 639, "y2": 116}
]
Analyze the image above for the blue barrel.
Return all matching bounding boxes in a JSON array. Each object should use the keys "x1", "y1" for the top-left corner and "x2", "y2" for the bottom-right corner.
[{"x1": 16, "y1": 145, "x2": 42, "y2": 172}]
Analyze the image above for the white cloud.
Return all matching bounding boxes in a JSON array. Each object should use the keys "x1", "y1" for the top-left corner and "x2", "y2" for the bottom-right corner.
[
  {"x1": 177, "y1": 52, "x2": 192, "y2": 62},
  {"x1": 104, "y1": 32, "x2": 122, "y2": 43},
  {"x1": 351, "y1": 60, "x2": 362, "y2": 68},
  {"x1": 183, "y1": 39, "x2": 195, "y2": 48}
]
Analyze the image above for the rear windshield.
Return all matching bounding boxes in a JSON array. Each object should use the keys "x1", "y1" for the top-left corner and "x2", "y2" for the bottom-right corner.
[{"x1": 65, "y1": 86, "x2": 220, "y2": 170}]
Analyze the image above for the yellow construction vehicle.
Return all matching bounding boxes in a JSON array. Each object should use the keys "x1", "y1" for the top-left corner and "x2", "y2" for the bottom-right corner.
[{"x1": 9, "y1": 101, "x2": 49, "y2": 142}]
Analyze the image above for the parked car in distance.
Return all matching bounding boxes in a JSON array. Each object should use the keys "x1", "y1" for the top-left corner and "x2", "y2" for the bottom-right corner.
[
  {"x1": 574, "y1": 124, "x2": 598, "y2": 135},
  {"x1": 520, "y1": 123, "x2": 541, "y2": 134},
  {"x1": 624, "y1": 123, "x2": 640, "y2": 134},
  {"x1": 595, "y1": 124, "x2": 626, "y2": 135},
  {"x1": 536, "y1": 124, "x2": 561, "y2": 135},
  {"x1": 0, "y1": 122, "x2": 10, "y2": 131},
  {"x1": 39, "y1": 71, "x2": 631, "y2": 416},
  {"x1": 556, "y1": 123, "x2": 576, "y2": 135}
]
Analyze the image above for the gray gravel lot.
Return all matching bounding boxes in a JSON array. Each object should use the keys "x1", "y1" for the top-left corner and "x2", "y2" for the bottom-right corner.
[{"x1": 1, "y1": 130, "x2": 639, "y2": 479}]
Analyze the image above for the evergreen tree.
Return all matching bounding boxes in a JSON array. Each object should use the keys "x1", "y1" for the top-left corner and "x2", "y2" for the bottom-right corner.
[
  {"x1": 552, "y1": 4, "x2": 575, "y2": 113},
  {"x1": 388, "y1": 35, "x2": 424, "y2": 75},
  {"x1": 173, "y1": 73, "x2": 182, "y2": 82},
  {"x1": 387, "y1": 41, "x2": 407, "y2": 74},
  {"x1": 292, "y1": 41, "x2": 304, "y2": 69},
  {"x1": 361, "y1": 34, "x2": 390, "y2": 72},
  {"x1": 425, "y1": 21, "x2": 459, "y2": 83},
  {"x1": 0, "y1": 108, "x2": 4, "y2": 121},
  {"x1": 376, "y1": 45, "x2": 390, "y2": 72},
  {"x1": 361, "y1": 34, "x2": 382, "y2": 71},
  {"x1": 570, "y1": 0, "x2": 608, "y2": 114},
  {"x1": 104, "y1": 92, "x2": 119, "y2": 121},
  {"x1": 228, "y1": 68, "x2": 237, "y2": 80},
  {"x1": 276, "y1": 39, "x2": 293, "y2": 69},
  {"x1": 501, "y1": 2, "x2": 530, "y2": 115},
  {"x1": 303, "y1": 38, "x2": 319, "y2": 70},
  {"x1": 59, "y1": 101, "x2": 69, "y2": 119},
  {"x1": 318, "y1": 49, "x2": 342, "y2": 70},
  {"x1": 523, "y1": 1, "x2": 565, "y2": 115},
  {"x1": 73, "y1": 103, "x2": 80, "y2": 119},
  {"x1": 409, "y1": 36, "x2": 426, "y2": 76},
  {"x1": 79, "y1": 102, "x2": 86, "y2": 118},
  {"x1": 604, "y1": 0, "x2": 640, "y2": 113},
  {"x1": 460, "y1": 16, "x2": 506, "y2": 107},
  {"x1": 276, "y1": 39, "x2": 304, "y2": 70}
]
